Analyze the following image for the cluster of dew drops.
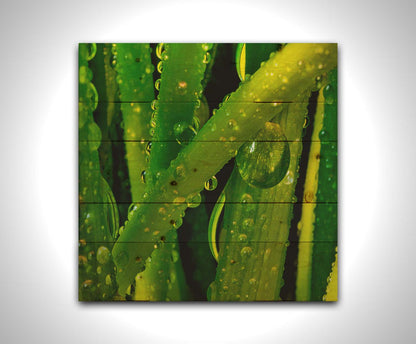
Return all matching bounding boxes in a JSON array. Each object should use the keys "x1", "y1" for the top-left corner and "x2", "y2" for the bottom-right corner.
[{"x1": 141, "y1": 43, "x2": 218, "y2": 199}]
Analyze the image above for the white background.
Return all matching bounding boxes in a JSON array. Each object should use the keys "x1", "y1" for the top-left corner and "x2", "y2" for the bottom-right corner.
[{"x1": 1, "y1": 0, "x2": 415, "y2": 343}]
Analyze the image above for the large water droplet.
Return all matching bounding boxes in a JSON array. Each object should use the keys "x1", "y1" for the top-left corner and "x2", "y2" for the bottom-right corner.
[
  {"x1": 173, "y1": 121, "x2": 196, "y2": 145},
  {"x1": 156, "y1": 43, "x2": 165, "y2": 60},
  {"x1": 186, "y1": 192, "x2": 201, "y2": 208},
  {"x1": 204, "y1": 176, "x2": 218, "y2": 191},
  {"x1": 236, "y1": 122, "x2": 290, "y2": 188},
  {"x1": 96, "y1": 246, "x2": 111, "y2": 264},
  {"x1": 86, "y1": 43, "x2": 97, "y2": 61}
]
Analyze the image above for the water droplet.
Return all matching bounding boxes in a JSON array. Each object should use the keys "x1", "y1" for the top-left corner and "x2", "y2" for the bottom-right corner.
[
  {"x1": 156, "y1": 43, "x2": 165, "y2": 60},
  {"x1": 324, "y1": 84, "x2": 336, "y2": 104},
  {"x1": 145, "y1": 141, "x2": 152, "y2": 155},
  {"x1": 240, "y1": 246, "x2": 253, "y2": 257},
  {"x1": 319, "y1": 129, "x2": 330, "y2": 141},
  {"x1": 170, "y1": 217, "x2": 183, "y2": 229},
  {"x1": 204, "y1": 176, "x2": 218, "y2": 191},
  {"x1": 242, "y1": 218, "x2": 254, "y2": 230},
  {"x1": 284, "y1": 171, "x2": 294, "y2": 185},
  {"x1": 303, "y1": 116, "x2": 310, "y2": 128},
  {"x1": 236, "y1": 122, "x2": 290, "y2": 188},
  {"x1": 150, "y1": 117, "x2": 158, "y2": 128},
  {"x1": 86, "y1": 43, "x2": 97, "y2": 61},
  {"x1": 157, "y1": 61, "x2": 163, "y2": 73},
  {"x1": 192, "y1": 116, "x2": 200, "y2": 131},
  {"x1": 96, "y1": 246, "x2": 111, "y2": 264},
  {"x1": 151, "y1": 99, "x2": 158, "y2": 111},
  {"x1": 161, "y1": 50, "x2": 169, "y2": 61},
  {"x1": 110, "y1": 54, "x2": 117, "y2": 67},
  {"x1": 222, "y1": 93, "x2": 231, "y2": 104},
  {"x1": 105, "y1": 274, "x2": 112, "y2": 285},
  {"x1": 227, "y1": 119, "x2": 239, "y2": 130},
  {"x1": 186, "y1": 193, "x2": 201, "y2": 208},
  {"x1": 203, "y1": 52, "x2": 211, "y2": 64},
  {"x1": 154, "y1": 78, "x2": 161, "y2": 91},
  {"x1": 202, "y1": 43, "x2": 212, "y2": 51},
  {"x1": 238, "y1": 234, "x2": 248, "y2": 242},
  {"x1": 173, "y1": 121, "x2": 196, "y2": 145},
  {"x1": 141, "y1": 170, "x2": 146, "y2": 183},
  {"x1": 241, "y1": 193, "x2": 253, "y2": 203}
]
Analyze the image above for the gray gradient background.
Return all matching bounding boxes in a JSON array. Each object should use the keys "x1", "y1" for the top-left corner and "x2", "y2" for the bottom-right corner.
[{"x1": 1, "y1": 0, "x2": 415, "y2": 343}]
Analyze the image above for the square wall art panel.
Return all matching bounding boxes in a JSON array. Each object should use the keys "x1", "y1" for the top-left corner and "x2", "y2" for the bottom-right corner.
[{"x1": 79, "y1": 43, "x2": 337, "y2": 302}]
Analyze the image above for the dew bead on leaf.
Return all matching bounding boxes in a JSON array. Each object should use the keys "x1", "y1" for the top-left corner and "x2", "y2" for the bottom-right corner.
[
  {"x1": 141, "y1": 170, "x2": 146, "y2": 183},
  {"x1": 186, "y1": 192, "x2": 201, "y2": 208},
  {"x1": 145, "y1": 142, "x2": 152, "y2": 155},
  {"x1": 240, "y1": 246, "x2": 253, "y2": 257},
  {"x1": 96, "y1": 246, "x2": 111, "y2": 265},
  {"x1": 86, "y1": 43, "x2": 97, "y2": 61},
  {"x1": 236, "y1": 122, "x2": 290, "y2": 189},
  {"x1": 204, "y1": 176, "x2": 218, "y2": 191}
]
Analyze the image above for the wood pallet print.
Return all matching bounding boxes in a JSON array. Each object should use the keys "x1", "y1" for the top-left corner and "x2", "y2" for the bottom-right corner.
[{"x1": 78, "y1": 43, "x2": 337, "y2": 301}]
